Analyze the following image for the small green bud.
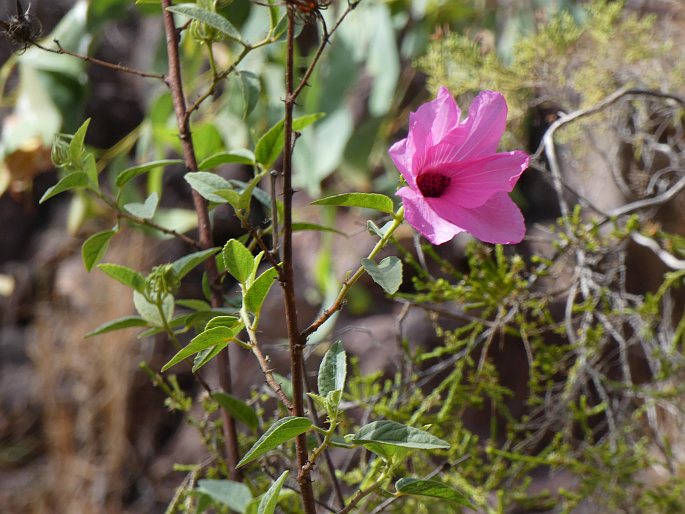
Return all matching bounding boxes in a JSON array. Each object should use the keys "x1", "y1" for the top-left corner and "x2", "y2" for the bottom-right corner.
[
  {"x1": 51, "y1": 134, "x2": 72, "y2": 168},
  {"x1": 189, "y1": 0, "x2": 224, "y2": 44},
  {"x1": 145, "y1": 264, "x2": 180, "y2": 302}
]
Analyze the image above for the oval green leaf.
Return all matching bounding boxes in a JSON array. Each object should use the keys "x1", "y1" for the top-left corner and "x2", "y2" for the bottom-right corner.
[
  {"x1": 196, "y1": 479, "x2": 252, "y2": 512},
  {"x1": 39, "y1": 172, "x2": 90, "y2": 203},
  {"x1": 162, "y1": 324, "x2": 241, "y2": 372},
  {"x1": 167, "y1": 4, "x2": 242, "y2": 42},
  {"x1": 222, "y1": 239, "x2": 254, "y2": 284},
  {"x1": 86, "y1": 315, "x2": 148, "y2": 337},
  {"x1": 311, "y1": 192, "x2": 394, "y2": 214},
  {"x1": 318, "y1": 341, "x2": 346, "y2": 397},
  {"x1": 82, "y1": 229, "x2": 116, "y2": 272},
  {"x1": 171, "y1": 247, "x2": 221, "y2": 280},
  {"x1": 395, "y1": 478, "x2": 474, "y2": 508},
  {"x1": 352, "y1": 420, "x2": 450, "y2": 450},
  {"x1": 213, "y1": 392, "x2": 259, "y2": 430},
  {"x1": 244, "y1": 267, "x2": 279, "y2": 317},
  {"x1": 115, "y1": 159, "x2": 183, "y2": 187},
  {"x1": 184, "y1": 171, "x2": 234, "y2": 203},
  {"x1": 198, "y1": 149, "x2": 255, "y2": 170},
  {"x1": 237, "y1": 416, "x2": 313, "y2": 468},
  {"x1": 97, "y1": 263, "x2": 146, "y2": 293}
]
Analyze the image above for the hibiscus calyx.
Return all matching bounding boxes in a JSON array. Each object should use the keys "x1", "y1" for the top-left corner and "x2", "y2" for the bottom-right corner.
[{"x1": 416, "y1": 171, "x2": 451, "y2": 198}]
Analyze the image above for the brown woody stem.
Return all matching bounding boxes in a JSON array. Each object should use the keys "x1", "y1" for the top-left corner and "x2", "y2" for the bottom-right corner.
[
  {"x1": 160, "y1": 0, "x2": 240, "y2": 480},
  {"x1": 281, "y1": 7, "x2": 317, "y2": 514}
]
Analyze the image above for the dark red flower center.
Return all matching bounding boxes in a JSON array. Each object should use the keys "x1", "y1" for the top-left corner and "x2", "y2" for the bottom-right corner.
[{"x1": 416, "y1": 172, "x2": 451, "y2": 198}]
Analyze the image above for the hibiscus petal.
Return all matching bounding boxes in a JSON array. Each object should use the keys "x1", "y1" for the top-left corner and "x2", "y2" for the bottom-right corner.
[
  {"x1": 430, "y1": 87, "x2": 461, "y2": 145},
  {"x1": 396, "y1": 186, "x2": 463, "y2": 245},
  {"x1": 429, "y1": 191, "x2": 525, "y2": 244},
  {"x1": 440, "y1": 91, "x2": 509, "y2": 163},
  {"x1": 407, "y1": 87, "x2": 461, "y2": 172},
  {"x1": 388, "y1": 138, "x2": 417, "y2": 188},
  {"x1": 419, "y1": 91, "x2": 507, "y2": 168},
  {"x1": 435, "y1": 151, "x2": 530, "y2": 208}
]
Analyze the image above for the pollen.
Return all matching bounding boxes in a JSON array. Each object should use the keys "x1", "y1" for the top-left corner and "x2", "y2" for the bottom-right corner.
[{"x1": 417, "y1": 172, "x2": 451, "y2": 198}]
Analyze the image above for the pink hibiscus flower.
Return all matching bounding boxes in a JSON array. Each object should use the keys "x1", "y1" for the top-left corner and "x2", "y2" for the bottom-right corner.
[{"x1": 389, "y1": 87, "x2": 530, "y2": 245}]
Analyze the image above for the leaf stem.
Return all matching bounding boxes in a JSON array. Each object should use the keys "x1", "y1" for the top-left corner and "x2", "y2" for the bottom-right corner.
[{"x1": 302, "y1": 206, "x2": 405, "y2": 338}]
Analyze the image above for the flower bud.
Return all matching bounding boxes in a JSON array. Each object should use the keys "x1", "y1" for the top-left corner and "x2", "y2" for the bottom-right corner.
[
  {"x1": 189, "y1": 0, "x2": 224, "y2": 44},
  {"x1": 51, "y1": 134, "x2": 72, "y2": 168}
]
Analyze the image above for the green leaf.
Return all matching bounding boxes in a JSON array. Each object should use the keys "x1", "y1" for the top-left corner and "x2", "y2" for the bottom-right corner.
[
  {"x1": 238, "y1": 172, "x2": 264, "y2": 211},
  {"x1": 257, "y1": 471, "x2": 289, "y2": 514},
  {"x1": 69, "y1": 118, "x2": 91, "y2": 163},
  {"x1": 83, "y1": 154, "x2": 99, "y2": 192},
  {"x1": 167, "y1": 4, "x2": 242, "y2": 42},
  {"x1": 162, "y1": 325, "x2": 241, "y2": 372},
  {"x1": 311, "y1": 193, "x2": 394, "y2": 214},
  {"x1": 39, "y1": 172, "x2": 89, "y2": 203},
  {"x1": 184, "y1": 172, "x2": 233, "y2": 203},
  {"x1": 82, "y1": 229, "x2": 115, "y2": 272},
  {"x1": 192, "y1": 344, "x2": 226, "y2": 373},
  {"x1": 254, "y1": 113, "x2": 324, "y2": 168},
  {"x1": 196, "y1": 479, "x2": 252, "y2": 512},
  {"x1": 395, "y1": 478, "x2": 474, "y2": 508},
  {"x1": 115, "y1": 159, "x2": 183, "y2": 187},
  {"x1": 123, "y1": 192, "x2": 159, "y2": 219},
  {"x1": 222, "y1": 239, "x2": 254, "y2": 284},
  {"x1": 213, "y1": 392, "x2": 259, "y2": 430},
  {"x1": 360, "y1": 441, "x2": 406, "y2": 461},
  {"x1": 205, "y1": 315, "x2": 241, "y2": 331},
  {"x1": 318, "y1": 341, "x2": 346, "y2": 397},
  {"x1": 238, "y1": 71, "x2": 260, "y2": 119},
  {"x1": 244, "y1": 267, "x2": 278, "y2": 317},
  {"x1": 361, "y1": 257, "x2": 403, "y2": 295},
  {"x1": 171, "y1": 248, "x2": 221, "y2": 280},
  {"x1": 237, "y1": 417, "x2": 313, "y2": 468},
  {"x1": 97, "y1": 263, "x2": 146, "y2": 293},
  {"x1": 198, "y1": 149, "x2": 255, "y2": 170},
  {"x1": 133, "y1": 290, "x2": 174, "y2": 328},
  {"x1": 271, "y1": 11, "x2": 287, "y2": 40},
  {"x1": 176, "y1": 299, "x2": 211, "y2": 311},
  {"x1": 352, "y1": 421, "x2": 450, "y2": 450},
  {"x1": 86, "y1": 315, "x2": 148, "y2": 337},
  {"x1": 292, "y1": 222, "x2": 346, "y2": 236}
]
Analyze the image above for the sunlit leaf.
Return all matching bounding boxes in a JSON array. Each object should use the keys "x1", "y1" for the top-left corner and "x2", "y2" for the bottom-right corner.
[{"x1": 237, "y1": 417, "x2": 312, "y2": 468}]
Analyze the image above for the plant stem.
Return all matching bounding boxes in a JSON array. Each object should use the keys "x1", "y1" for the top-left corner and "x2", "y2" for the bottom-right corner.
[
  {"x1": 160, "y1": 0, "x2": 240, "y2": 480},
  {"x1": 281, "y1": 8, "x2": 317, "y2": 514},
  {"x1": 32, "y1": 39, "x2": 166, "y2": 80},
  {"x1": 302, "y1": 207, "x2": 405, "y2": 338}
]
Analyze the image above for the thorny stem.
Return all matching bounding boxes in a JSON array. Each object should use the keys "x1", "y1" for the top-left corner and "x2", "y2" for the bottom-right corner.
[
  {"x1": 160, "y1": 0, "x2": 240, "y2": 480},
  {"x1": 302, "y1": 207, "x2": 405, "y2": 338},
  {"x1": 281, "y1": 7, "x2": 317, "y2": 514}
]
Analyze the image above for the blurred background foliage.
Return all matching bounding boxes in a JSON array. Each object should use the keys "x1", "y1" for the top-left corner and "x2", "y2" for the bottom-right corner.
[{"x1": 3, "y1": 0, "x2": 685, "y2": 513}]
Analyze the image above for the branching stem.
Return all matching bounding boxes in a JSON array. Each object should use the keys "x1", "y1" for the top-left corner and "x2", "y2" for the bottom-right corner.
[{"x1": 160, "y1": 0, "x2": 240, "y2": 479}]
